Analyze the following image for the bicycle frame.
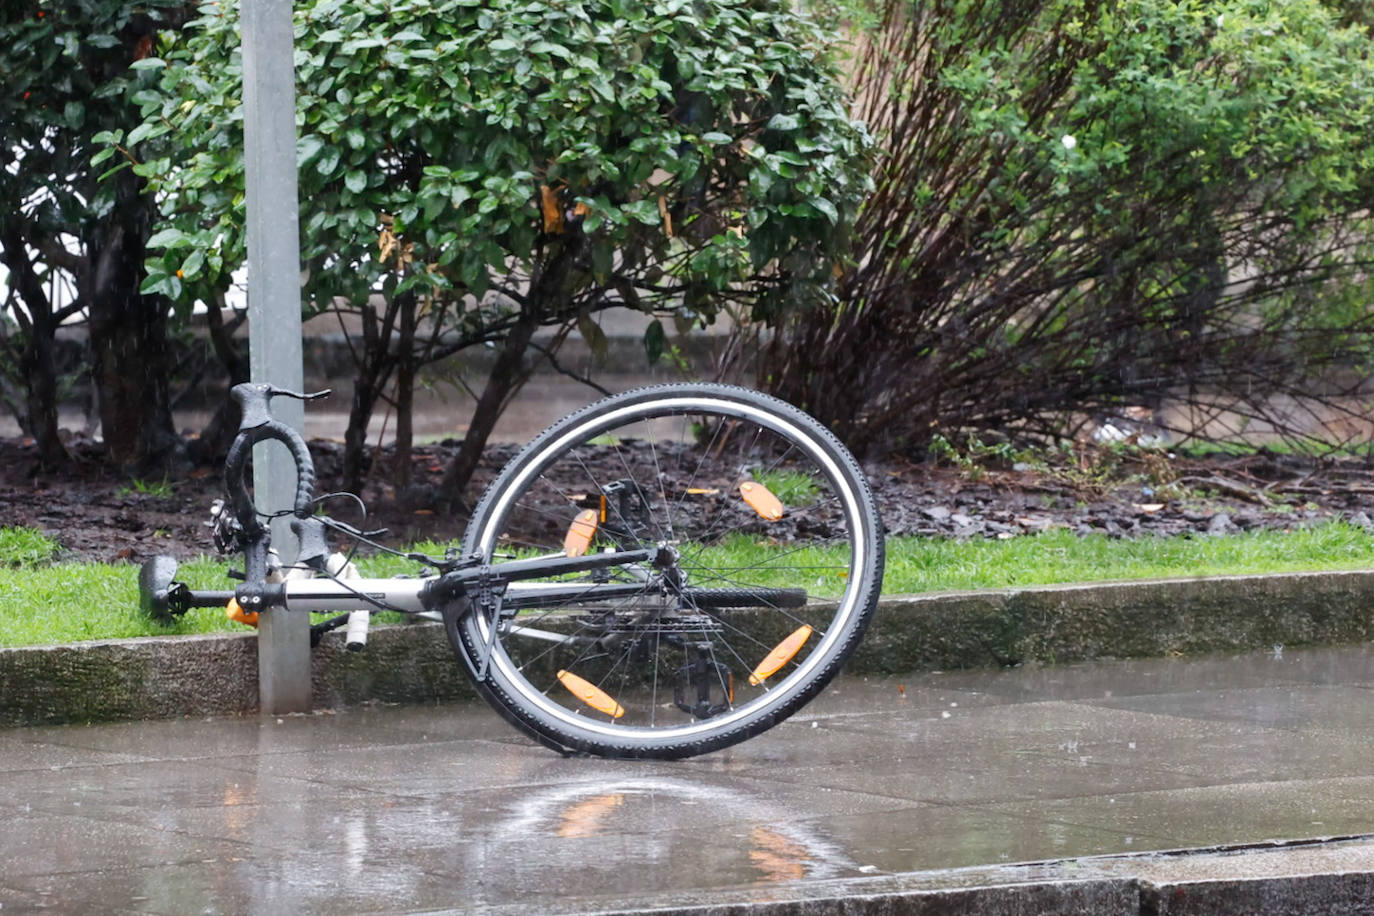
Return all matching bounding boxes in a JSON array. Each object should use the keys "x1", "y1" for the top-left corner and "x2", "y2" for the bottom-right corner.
[
  {"x1": 142, "y1": 534, "x2": 674, "y2": 680},
  {"x1": 245, "y1": 544, "x2": 660, "y2": 616},
  {"x1": 146, "y1": 539, "x2": 661, "y2": 620},
  {"x1": 139, "y1": 382, "x2": 675, "y2": 648}
]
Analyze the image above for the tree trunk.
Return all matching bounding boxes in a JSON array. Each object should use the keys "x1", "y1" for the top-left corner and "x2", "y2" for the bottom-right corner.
[
  {"x1": 0, "y1": 223, "x2": 68, "y2": 467},
  {"x1": 187, "y1": 302, "x2": 250, "y2": 464},
  {"x1": 339, "y1": 296, "x2": 402, "y2": 494},
  {"x1": 20, "y1": 322, "x2": 67, "y2": 466},
  {"x1": 436, "y1": 234, "x2": 589, "y2": 504},
  {"x1": 88, "y1": 291, "x2": 178, "y2": 468},
  {"x1": 342, "y1": 375, "x2": 382, "y2": 493},
  {"x1": 438, "y1": 306, "x2": 543, "y2": 505},
  {"x1": 391, "y1": 293, "x2": 418, "y2": 489},
  {"x1": 86, "y1": 172, "x2": 177, "y2": 469}
]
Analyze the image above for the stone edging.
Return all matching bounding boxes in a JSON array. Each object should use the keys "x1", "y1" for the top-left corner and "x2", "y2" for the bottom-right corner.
[
  {"x1": 585, "y1": 837, "x2": 1374, "y2": 915},
  {"x1": 2, "y1": 569, "x2": 1370, "y2": 727}
]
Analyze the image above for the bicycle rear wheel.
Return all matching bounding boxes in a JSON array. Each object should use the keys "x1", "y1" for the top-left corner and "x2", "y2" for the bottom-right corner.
[{"x1": 445, "y1": 384, "x2": 884, "y2": 759}]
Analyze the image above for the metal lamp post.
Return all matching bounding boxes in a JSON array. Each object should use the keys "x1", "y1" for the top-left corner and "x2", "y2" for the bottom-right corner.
[{"x1": 241, "y1": 0, "x2": 311, "y2": 713}]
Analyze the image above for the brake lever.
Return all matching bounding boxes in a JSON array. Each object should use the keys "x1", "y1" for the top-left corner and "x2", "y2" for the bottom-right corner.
[{"x1": 268, "y1": 386, "x2": 332, "y2": 402}]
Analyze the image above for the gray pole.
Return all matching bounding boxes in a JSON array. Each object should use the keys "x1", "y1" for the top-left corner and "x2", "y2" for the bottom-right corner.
[{"x1": 241, "y1": 0, "x2": 311, "y2": 714}]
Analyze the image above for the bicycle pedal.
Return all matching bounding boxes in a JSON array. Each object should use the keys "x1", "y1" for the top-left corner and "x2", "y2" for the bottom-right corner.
[{"x1": 138, "y1": 556, "x2": 184, "y2": 623}]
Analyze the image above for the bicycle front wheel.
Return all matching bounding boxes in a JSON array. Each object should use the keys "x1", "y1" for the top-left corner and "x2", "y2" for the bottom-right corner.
[{"x1": 445, "y1": 384, "x2": 884, "y2": 759}]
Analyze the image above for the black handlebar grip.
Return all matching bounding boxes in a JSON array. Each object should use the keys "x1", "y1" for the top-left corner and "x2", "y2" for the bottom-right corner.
[
  {"x1": 278, "y1": 420, "x2": 317, "y2": 517},
  {"x1": 223, "y1": 420, "x2": 318, "y2": 534}
]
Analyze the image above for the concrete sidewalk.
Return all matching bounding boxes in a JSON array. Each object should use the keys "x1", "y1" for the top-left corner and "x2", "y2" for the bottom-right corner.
[{"x1": 4, "y1": 643, "x2": 1374, "y2": 914}]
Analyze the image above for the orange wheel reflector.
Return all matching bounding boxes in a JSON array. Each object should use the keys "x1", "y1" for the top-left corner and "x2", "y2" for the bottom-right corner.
[
  {"x1": 557, "y1": 670, "x2": 626, "y2": 719},
  {"x1": 739, "y1": 481, "x2": 785, "y2": 520},
  {"x1": 563, "y1": 509, "x2": 599, "y2": 557},
  {"x1": 226, "y1": 598, "x2": 259, "y2": 629},
  {"x1": 749, "y1": 624, "x2": 813, "y2": 686}
]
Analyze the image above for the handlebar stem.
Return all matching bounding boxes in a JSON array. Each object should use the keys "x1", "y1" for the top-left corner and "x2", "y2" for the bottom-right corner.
[{"x1": 232, "y1": 383, "x2": 332, "y2": 431}]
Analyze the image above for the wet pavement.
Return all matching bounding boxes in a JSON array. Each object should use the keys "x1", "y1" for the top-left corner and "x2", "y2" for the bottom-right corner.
[{"x1": 4, "y1": 642, "x2": 1374, "y2": 913}]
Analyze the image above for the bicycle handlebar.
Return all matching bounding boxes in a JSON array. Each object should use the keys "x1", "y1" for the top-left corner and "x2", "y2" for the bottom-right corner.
[
  {"x1": 232, "y1": 383, "x2": 331, "y2": 430},
  {"x1": 225, "y1": 383, "x2": 330, "y2": 535}
]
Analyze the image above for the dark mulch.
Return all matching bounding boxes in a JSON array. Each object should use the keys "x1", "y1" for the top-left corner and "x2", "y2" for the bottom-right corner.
[{"x1": 4, "y1": 434, "x2": 1374, "y2": 564}]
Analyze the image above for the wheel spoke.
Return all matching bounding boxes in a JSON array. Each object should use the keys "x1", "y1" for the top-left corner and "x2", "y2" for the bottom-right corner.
[{"x1": 448, "y1": 386, "x2": 881, "y2": 759}]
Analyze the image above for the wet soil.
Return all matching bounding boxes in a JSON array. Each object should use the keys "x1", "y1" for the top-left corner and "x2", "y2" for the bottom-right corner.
[{"x1": 4, "y1": 433, "x2": 1374, "y2": 564}]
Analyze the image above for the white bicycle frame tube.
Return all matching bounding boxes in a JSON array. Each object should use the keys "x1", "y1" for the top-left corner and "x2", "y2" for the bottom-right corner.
[
  {"x1": 276, "y1": 578, "x2": 632, "y2": 618},
  {"x1": 280, "y1": 577, "x2": 429, "y2": 614}
]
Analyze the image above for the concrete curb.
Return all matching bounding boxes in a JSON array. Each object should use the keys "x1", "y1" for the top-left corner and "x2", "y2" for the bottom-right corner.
[
  {"x1": 2, "y1": 569, "x2": 1371, "y2": 727},
  {"x1": 0, "y1": 622, "x2": 478, "y2": 728},
  {"x1": 853, "y1": 568, "x2": 1374, "y2": 674},
  {"x1": 578, "y1": 837, "x2": 1374, "y2": 916}
]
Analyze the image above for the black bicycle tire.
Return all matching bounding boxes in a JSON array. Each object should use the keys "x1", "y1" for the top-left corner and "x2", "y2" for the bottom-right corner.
[{"x1": 443, "y1": 383, "x2": 884, "y2": 760}]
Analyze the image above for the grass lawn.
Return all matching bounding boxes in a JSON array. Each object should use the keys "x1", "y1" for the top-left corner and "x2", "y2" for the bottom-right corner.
[{"x1": 3, "y1": 521, "x2": 1374, "y2": 647}]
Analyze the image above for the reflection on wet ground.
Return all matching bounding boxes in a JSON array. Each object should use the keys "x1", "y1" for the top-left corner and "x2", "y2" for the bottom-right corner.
[{"x1": 3, "y1": 643, "x2": 1374, "y2": 913}]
